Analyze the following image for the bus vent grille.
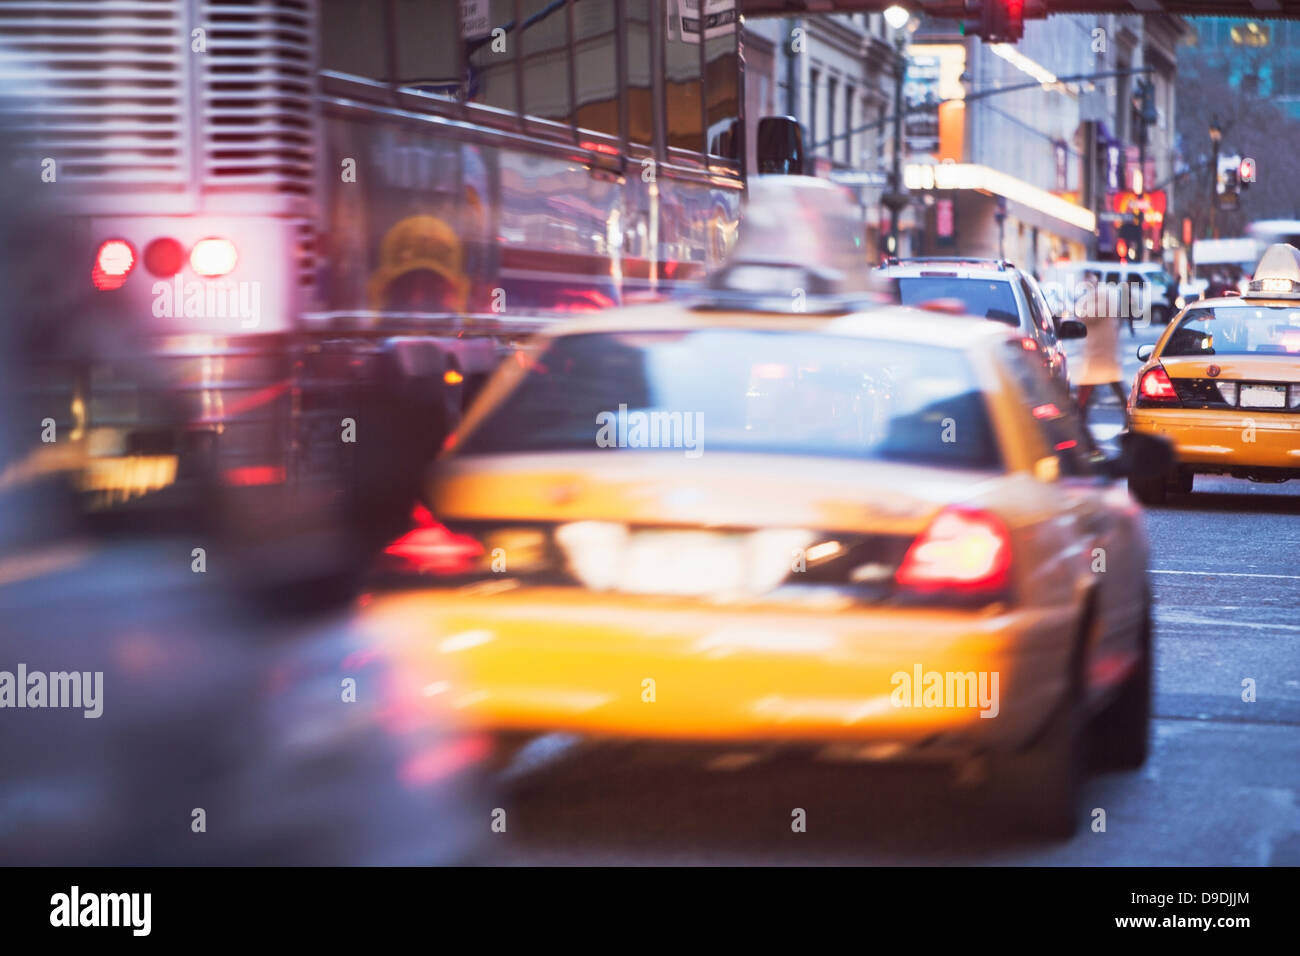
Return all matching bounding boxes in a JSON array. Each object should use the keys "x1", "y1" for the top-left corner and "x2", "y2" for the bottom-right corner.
[
  {"x1": 0, "y1": 0, "x2": 189, "y2": 189},
  {"x1": 200, "y1": 0, "x2": 315, "y2": 196}
]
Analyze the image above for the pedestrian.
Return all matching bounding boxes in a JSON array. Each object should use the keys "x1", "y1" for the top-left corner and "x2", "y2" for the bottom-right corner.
[{"x1": 1074, "y1": 269, "x2": 1130, "y2": 428}]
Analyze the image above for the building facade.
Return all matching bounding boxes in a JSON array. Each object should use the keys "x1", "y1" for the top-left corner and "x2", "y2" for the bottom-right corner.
[
  {"x1": 743, "y1": 10, "x2": 1188, "y2": 274},
  {"x1": 744, "y1": 11, "x2": 909, "y2": 257}
]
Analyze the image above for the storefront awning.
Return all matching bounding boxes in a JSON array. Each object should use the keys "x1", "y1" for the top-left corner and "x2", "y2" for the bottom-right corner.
[{"x1": 904, "y1": 162, "x2": 1096, "y2": 233}]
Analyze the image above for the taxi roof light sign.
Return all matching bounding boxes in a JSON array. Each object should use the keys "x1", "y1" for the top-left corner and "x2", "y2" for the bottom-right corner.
[{"x1": 1247, "y1": 243, "x2": 1300, "y2": 297}]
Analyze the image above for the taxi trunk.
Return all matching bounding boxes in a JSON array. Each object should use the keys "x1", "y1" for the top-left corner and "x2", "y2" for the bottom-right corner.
[
  {"x1": 1136, "y1": 354, "x2": 1300, "y2": 476},
  {"x1": 389, "y1": 452, "x2": 1073, "y2": 751}
]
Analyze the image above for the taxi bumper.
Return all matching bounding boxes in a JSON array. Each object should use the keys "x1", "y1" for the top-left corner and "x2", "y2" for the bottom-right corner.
[
  {"x1": 1130, "y1": 407, "x2": 1300, "y2": 473},
  {"x1": 370, "y1": 587, "x2": 1079, "y2": 756}
]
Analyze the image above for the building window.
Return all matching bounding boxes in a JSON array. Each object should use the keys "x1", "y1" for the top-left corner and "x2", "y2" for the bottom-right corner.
[
  {"x1": 665, "y1": 0, "x2": 703, "y2": 151},
  {"x1": 466, "y1": 0, "x2": 519, "y2": 113},
  {"x1": 1231, "y1": 20, "x2": 1270, "y2": 46},
  {"x1": 705, "y1": 18, "x2": 740, "y2": 159},
  {"x1": 627, "y1": 0, "x2": 653, "y2": 145},
  {"x1": 321, "y1": 0, "x2": 390, "y2": 82},
  {"x1": 808, "y1": 69, "x2": 819, "y2": 153},
  {"x1": 827, "y1": 77, "x2": 838, "y2": 159},
  {"x1": 573, "y1": 0, "x2": 618, "y2": 137},
  {"x1": 844, "y1": 84, "x2": 855, "y2": 164},
  {"x1": 521, "y1": 0, "x2": 573, "y2": 123}
]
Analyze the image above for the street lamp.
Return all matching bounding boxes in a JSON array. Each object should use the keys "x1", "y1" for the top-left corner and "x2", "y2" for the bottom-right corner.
[
  {"x1": 883, "y1": 4, "x2": 912, "y2": 30},
  {"x1": 881, "y1": 10, "x2": 914, "y2": 256}
]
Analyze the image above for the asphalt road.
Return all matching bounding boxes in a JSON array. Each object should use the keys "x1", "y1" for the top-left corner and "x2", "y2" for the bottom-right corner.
[{"x1": 2, "y1": 320, "x2": 1298, "y2": 865}]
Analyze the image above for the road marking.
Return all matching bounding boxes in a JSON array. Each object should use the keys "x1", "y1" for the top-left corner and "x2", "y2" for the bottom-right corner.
[
  {"x1": 1155, "y1": 609, "x2": 1300, "y2": 632},
  {"x1": 1153, "y1": 569, "x2": 1300, "y2": 581}
]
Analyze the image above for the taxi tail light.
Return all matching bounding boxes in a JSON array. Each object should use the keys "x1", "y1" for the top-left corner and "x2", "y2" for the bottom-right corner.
[
  {"x1": 1136, "y1": 365, "x2": 1180, "y2": 406},
  {"x1": 895, "y1": 507, "x2": 1012, "y2": 596},
  {"x1": 382, "y1": 504, "x2": 484, "y2": 576}
]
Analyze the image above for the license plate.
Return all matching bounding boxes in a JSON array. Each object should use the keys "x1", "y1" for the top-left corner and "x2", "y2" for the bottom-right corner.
[
  {"x1": 1239, "y1": 384, "x2": 1287, "y2": 408},
  {"x1": 620, "y1": 531, "x2": 747, "y2": 596}
]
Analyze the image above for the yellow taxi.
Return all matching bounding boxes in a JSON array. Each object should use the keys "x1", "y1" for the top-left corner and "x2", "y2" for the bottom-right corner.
[
  {"x1": 1128, "y1": 243, "x2": 1300, "y2": 503},
  {"x1": 366, "y1": 178, "x2": 1171, "y2": 837}
]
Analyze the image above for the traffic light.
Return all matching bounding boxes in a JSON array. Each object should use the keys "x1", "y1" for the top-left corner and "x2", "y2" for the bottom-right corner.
[
  {"x1": 981, "y1": 0, "x2": 1025, "y2": 43},
  {"x1": 1139, "y1": 80, "x2": 1157, "y2": 126},
  {"x1": 1131, "y1": 79, "x2": 1157, "y2": 150},
  {"x1": 1238, "y1": 156, "x2": 1256, "y2": 188},
  {"x1": 1118, "y1": 213, "x2": 1143, "y2": 263}
]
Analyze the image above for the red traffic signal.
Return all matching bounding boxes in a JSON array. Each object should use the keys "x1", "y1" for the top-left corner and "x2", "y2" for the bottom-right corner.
[
  {"x1": 1238, "y1": 157, "x2": 1256, "y2": 185},
  {"x1": 980, "y1": 0, "x2": 1026, "y2": 43}
]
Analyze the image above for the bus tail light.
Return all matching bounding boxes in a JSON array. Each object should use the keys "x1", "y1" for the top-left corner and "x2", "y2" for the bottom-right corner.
[
  {"x1": 143, "y1": 237, "x2": 185, "y2": 277},
  {"x1": 1136, "y1": 365, "x2": 1180, "y2": 405},
  {"x1": 92, "y1": 239, "x2": 135, "y2": 291},
  {"x1": 895, "y1": 507, "x2": 1012, "y2": 596},
  {"x1": 190, "y1": 238, "x2": 238, "y2": 277}
]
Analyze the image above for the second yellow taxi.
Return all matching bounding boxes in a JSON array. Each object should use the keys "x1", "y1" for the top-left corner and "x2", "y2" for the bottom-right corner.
[{"x1": 1127, "y1": 243, "x2": 1300, "y2": 503}]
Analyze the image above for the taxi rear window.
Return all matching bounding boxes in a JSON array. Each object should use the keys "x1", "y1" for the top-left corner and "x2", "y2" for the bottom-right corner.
[
  {"x1": 458, "y1": 330, "x2": 1004, "y2": 471},
  {"x1": 1164, "y1": 305, "x2": 1300, "y2": 356},
  {"x1": 895, "y1": 276, "x2": 1020, "y2": 325}
]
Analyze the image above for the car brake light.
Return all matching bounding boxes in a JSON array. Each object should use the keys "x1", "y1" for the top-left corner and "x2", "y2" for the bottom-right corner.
[
  {"x1": 190, "y1": 237, "x2": 238, "y2": 277},
  {"x1": 895, "y1": 507, "x2": 1011, "y2": 594},
  {"x1": 143, "y1": 237, "x2": 185, "y2": 277},
  {"x1": 92, "y1": 239, "x2": 135, "y2": 290},
  {"x1": 1137, "y1": 365, "x2": 1179, "y2": 404},
  {"x1": 1020, "y1": 337, "x2": 1039, "y2": 351},
  {"x1": 383, "y1": 504, "x2": 485, "y2": 575}
]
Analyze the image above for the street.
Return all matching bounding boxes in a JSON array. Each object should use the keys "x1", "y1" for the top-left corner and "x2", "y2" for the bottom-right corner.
[
  {"x1": 4, "y1": 318, "x2": 1296, "y2": 866},
  {"x1": 4, "y1": 0, "x2": 1300, "y2": 889}
]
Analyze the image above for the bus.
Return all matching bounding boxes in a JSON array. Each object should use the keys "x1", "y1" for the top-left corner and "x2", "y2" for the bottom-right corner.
[{"x1": 2, "y1": 0, "x2": 780, "y2": 598}]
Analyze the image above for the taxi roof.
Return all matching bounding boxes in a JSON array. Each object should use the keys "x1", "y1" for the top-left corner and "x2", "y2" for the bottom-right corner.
[
  {"x1": 1184, "y1": 294, "x2": 1300, "y2": 310},
  {"x1": 532, "y1": 300, "x2": 1018, "y2": 352},
  {"x1": 877, "y1": 260, "x2": 1018, "y2": 281}
]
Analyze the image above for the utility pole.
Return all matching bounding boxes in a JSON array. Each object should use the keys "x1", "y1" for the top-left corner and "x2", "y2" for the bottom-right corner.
[
  {"x1": 1208, "y1": 118, "x2": 1221, "y2": 240},
  {"x1": 882, "y1": 31, "x2": 909, "y2": 256}
]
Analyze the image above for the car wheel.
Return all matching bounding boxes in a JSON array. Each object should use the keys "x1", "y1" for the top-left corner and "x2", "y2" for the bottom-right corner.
[
  {"x1": 1128, "y1": 474, "x2": 1167, "y2": 505},
  {"x1": 1091, "y1": 600, "x2": 1152, "y2": 770},
  {"x1": 985, "y1": 650, "x2": 1085, "y2": 839}
]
